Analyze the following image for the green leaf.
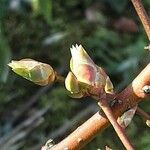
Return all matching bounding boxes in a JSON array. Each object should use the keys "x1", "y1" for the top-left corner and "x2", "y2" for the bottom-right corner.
[
  {"x1": 31, "y1": 0, "x2": 52, "y2": 24},
  {"x1": 0, "y1": 24, "x2": 11, "y2": 82},
  {"x1": 0, "y1": 0, "x2": 9, "y2": 19}
]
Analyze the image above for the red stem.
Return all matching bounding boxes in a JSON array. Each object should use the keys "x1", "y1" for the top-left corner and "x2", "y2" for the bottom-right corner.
[
  {"x1": 131, "y1": 0, "x2": 150, "y2": 40},
  {"x1": 136, "y1": 107, "x2": 150, "y2": 120},
  {"x1": 98, "y1": 100, "x2": 134, "y2": 150},
  {"x1": 48, "y1": 63, "x2": 150, "y2": 150}
]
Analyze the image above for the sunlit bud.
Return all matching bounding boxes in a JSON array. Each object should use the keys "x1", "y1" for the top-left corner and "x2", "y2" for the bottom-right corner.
[
  {"x1": 70, "y1": 44, "x2": 97, "y2": 86},
  {"x1": 146, "y1": 120, "x2": 150, "y2": 127},
  {"x1": 8, "y1": 59, "x2": 55, "y2": 86},
  {"x1": 104, "y1": 76, "x2": 114, "y2": 94},
  {"x1": 65, "y1": 72, "x2": 79, "y2": 93},
  {"x1": 69, "y1": 45, "x2": 114, "y2": 95},
  {"x1": 65, "y1": 72, "x2": 89, "y2": 98}
]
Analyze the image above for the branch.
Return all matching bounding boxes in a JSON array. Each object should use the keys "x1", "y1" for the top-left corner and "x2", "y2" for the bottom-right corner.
[
  {"x1": 47, "y1": 63, "x2": 150, "y2": 150},
  {"x1": 136, "y1": 107, "x2": 150, "y2": 120},
  {"x1": 98, "y1": 99, "x2": 134, "y2": 150},
  {"x1": 41, "y1": 1, "x2": 150, "y2": 149},
  {"x1": 131, "y1": 0, "x2": 150, "y2": 40}
]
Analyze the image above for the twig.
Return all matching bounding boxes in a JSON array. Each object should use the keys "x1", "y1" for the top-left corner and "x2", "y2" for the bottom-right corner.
[
  {"x1": 49, "y1": 74, "x2": 134, "y2": 148},
  {"x1": 43, "y1": 1, "x2": 150, "y2": 149},
  {"x1": 98, "y1": 99, "x2": 134, "y2": 150},
  {"x1": 131, "y1": 0, "x2": 150, "y2": 40},
  {"x1": 47, "y1": 63, "x2": 150, "y2": 150},
  {"x1": 136, "y1": 107, "x2": 150, "y2": 120},
  {"x1": 55, "y1": 73, "x2": 65, "y2": 82}
]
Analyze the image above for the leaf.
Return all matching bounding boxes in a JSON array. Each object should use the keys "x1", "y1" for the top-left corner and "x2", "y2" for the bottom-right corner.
[
  {"x1": 0, "y1": 24, "x2": 11, "y2": 82},
  {"x1": 65, "y1": 71, "x2": 80, "y2": 94},
  {"x1": 0, "y1": 0, "x2": 9, "y2": 19},
  {"x1": 31, "y1": 0, "x2": 52, "y2": 24}
]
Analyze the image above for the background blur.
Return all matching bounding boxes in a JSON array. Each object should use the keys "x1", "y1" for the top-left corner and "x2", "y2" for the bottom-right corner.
[{"x1": 0, "y1": 0, "x2": 150, "y2": 149}]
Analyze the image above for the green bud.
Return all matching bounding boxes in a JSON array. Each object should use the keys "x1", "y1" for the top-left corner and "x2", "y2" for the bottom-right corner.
[
  {"x1": 65, "y1": 72, "x2": 79, "y2": 93},
  {"x1": 8, "y1": 59, "x2": 55, "y2": 86}
]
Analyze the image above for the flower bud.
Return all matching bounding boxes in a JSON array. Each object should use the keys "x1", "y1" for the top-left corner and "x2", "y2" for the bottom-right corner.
[
  {"x1": 70, "y1": 44, "x2": 97, "y2": 86},
  {"x1": 65, "y1": 72, "x2": 88, "y2": 98},
  {"x1": 8, "y1": 59, "x2": 55, "y2": 86},
  {"x1": 65, "y1": 71, "x2": 79, "y2": 93},
  {"x1": 69, "y1": 44, "x2": 114, "y2": 95}
]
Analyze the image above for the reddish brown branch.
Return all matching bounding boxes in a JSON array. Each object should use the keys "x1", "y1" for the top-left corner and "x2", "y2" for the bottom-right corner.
[
  {"x1": 41, "y1": 2, "x2": 150, "y2": 149},
  {"x1": 48, "y1": 63, "x2": 150, "y2": 150},
  {"x1": 131, "y1": 0, "x2": 150, "y2": 40},
  {"x1": 136, "y1": 107, "x2": 150, "y2": 120},
  {"x1": 98, "y1": 100, "x2": 134, "y2": 150}
]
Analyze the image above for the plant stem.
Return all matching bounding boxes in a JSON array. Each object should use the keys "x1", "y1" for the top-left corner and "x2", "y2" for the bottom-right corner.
[
  {"x1": 131, "y1": 0, "x2": 150, "y2": 40},
  {"x1": 136, "y1": 107, "x2": 150, "y2": 120},
  {"x1": 48, "y1": 63, "x2": 150, "y2": 150},
  {"x1": 98, "y1": 99, "x2": 134, "y2": 150},
  {"x1": 55, "y1": 73, "x2": 65, "y2": 83}
]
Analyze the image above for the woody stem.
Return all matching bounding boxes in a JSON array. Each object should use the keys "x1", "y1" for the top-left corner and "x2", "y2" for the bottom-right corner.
[
  {"x1": 131, "y1": 0, "x2": 150, "y2": 41},
  {"x1": 98, "y1": 99, "x2": 134, "y2": 150},
  {"x1": 136, "y1": 107, "x2": 150, "y2": 120},
  {"x1": 55, "y1": 73, "x2": 65, "y2": 83}
]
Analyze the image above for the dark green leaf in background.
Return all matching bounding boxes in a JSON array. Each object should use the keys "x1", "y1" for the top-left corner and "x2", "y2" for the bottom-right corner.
[
  {"x1": 0, "y1": 24, "x2": 11, "y2": 82},
  {"x1": 31, "y1": 0, "x2": 52, "y2": 24}
]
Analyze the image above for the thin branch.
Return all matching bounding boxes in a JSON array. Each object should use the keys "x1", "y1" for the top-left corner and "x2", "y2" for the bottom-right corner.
[
  {"x1": 42, "y1": 1, "x2": 150, "y2": 149},
  {"x1": 55, "y1": 73, "x2": 65, "y2": 83},
  {"x1": 98, "y1": 99, "x2": 134, "y2": 150},
  {"x1": 131, "y1": 0, "x2": 150, "y2": 40},
  {"x1": 50, "y1": 73, "x2": 133, "y2": 148},
  {"x1": 136, "y1": 107, "x2": 150, "y2": 120},
  {"x1": 47, "y1": 63, "x2": 150, "y2": 150}
]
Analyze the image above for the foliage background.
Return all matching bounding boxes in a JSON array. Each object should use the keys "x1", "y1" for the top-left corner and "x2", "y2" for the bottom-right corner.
[{"x1": 0, "y1": 0, "x2": 150, "y2": 149}]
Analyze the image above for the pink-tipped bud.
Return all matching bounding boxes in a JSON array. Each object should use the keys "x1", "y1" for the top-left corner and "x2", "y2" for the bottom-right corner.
[{"x1": 70, "y1": 44, "x2": 97, "y2": 86}]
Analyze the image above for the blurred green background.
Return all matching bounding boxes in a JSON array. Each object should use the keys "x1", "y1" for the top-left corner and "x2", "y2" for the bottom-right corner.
[{"x1": 0, "y1": 0, "x2": 150, "y2": 149}]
